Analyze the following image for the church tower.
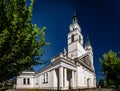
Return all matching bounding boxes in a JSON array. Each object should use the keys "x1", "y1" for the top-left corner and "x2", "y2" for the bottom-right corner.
[
  {"x1": 85, "y1": 37, "x2": 94, "y2": 69},
  {"x1": 68, "y1": 11, "x2": 86, "y2": 59}
]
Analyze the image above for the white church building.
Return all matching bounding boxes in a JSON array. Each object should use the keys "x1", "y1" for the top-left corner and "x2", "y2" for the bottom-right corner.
[{"x1": 16, "y1": 12, "x2": 96, "y2": 90}]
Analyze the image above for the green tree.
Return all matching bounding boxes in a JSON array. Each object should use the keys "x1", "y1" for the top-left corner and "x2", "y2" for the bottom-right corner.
[
  {"x1": 99, "y1": 50, "x2": 120, "y2": 89},
  {"x1": 0, "y1": 0, "x2": 48, "y2": 82},
  {"x1": 98, "y1": 78, "x2": 105, "y2": 88}
]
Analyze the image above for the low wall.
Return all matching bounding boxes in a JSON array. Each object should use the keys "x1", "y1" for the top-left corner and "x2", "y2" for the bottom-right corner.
[
  {"x1": 78, "y1": 88, "x2": 113, "y2": 91},
  {"x1": 7, "y1": 88, "x2": 113, "y2": 91}
]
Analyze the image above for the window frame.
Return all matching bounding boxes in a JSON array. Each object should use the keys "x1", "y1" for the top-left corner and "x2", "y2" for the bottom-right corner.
[
  {"x1": 27, "y1": 78, "x2": 30, "y2": 85},
  {"x1": 23, "y1": 78, "x2": 26, "y2": 85},
  {"x1": 71, "y1": 34, "x2": 74, "y2": 43}
]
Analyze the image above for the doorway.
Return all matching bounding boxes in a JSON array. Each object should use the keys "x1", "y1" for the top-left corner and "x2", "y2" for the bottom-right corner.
[
  {"x1": 67, "y1": 69, "x2": 72, "y2": 89},
  {"x1": 87, "y1": 78, "x2": 90, "y2": 88}
]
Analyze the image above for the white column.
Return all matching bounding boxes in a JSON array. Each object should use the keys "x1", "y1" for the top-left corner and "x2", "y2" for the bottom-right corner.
[
  {"x1": 59, "y1": 66, "x2": 63, "y2": 88},
  {"x1": 72, "y1": 70, "x2": 75, "y2": 88},
  {"x1": 74, "y1": 71, "x2": 76, "y2": 88},
  {"x1": 64, "y1": 68, "x2": 67, "y2": 87},
  {"x1": 52, "y1": 69, "x2": 55, "y2": 88}
]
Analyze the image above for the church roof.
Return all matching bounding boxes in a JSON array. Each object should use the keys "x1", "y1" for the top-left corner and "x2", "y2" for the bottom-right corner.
[
  {"x1": 35, "y1": 53, "x2": 76, "y2": 75},
  {"x1": 24, "y1": 67, "x2": 34, "y2": 72}
]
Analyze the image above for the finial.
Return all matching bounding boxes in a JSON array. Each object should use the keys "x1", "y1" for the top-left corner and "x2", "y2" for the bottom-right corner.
[
  {"x1": 63, "y1": 48, "x2": 67, "y2": 56},
  {"x1": 73, "y1": 10, "x2": 78, "y2": 23},
  {"x1": 74, "y1": 10, "x2": 76, "y2": 16}
]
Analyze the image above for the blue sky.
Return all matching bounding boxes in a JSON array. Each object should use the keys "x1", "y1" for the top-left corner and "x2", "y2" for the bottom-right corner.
[{"x1": 29, "y1": 0, "x2": 120, "y2": 83}]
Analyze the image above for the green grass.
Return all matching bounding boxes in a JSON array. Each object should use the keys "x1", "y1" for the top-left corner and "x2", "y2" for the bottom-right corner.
[{"x1": 7, "y1": 89, "x2": 50, "y2": 91}]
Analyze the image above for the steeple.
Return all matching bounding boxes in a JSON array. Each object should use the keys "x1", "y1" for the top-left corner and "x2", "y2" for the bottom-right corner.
[
  {"x1": 70, "y1": 10, "x2": 81, "y2": 32},
  {"x1": 85, "y1": 36, "x2": 92, "y2": 51},
  {"x1": 85, "y1": 36, "x2": 91, "y2": 46},
  {"x1": 85, "y1": 36, "x2": 94, "y2": 70},
  {"x1": 73, "y1": 10, "x2": 78, "y2": 23},
  {"x1": 68, "y1": 11, "x2": 85, "y2": 59}
]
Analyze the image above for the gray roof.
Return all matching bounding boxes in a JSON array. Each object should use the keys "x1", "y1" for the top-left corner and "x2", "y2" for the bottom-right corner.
[{"x1": 24, "y1": 67, "x2": 34, "y2": 72}]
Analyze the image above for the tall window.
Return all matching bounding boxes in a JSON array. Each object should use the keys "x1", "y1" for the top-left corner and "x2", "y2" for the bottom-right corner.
[
  {"x1": 87, "y1": 78, "x2": 89, "y2": 87},
  {"x1": 93, "y1": 78, "x2": 96, "y2": 86},
  {"x1": 43, "y1": 73, "x2": 48, "y2": 84},
  {"x1": 71, "y1": 34, "x2": 74, "y2": 43},
  {"x1": 23, "y1": 78, "x2": 30, "y2": 85},
  {"x1": 43, "y1": 74, "x2": 45, "y2": 83},
  {"x1": 46, "y1": 73, "x2": 48, "y2": 83},
  {"x1": 89, "y1": 78, "x2": 91, "y2": 86},
  {"x1": 23, "y1": 78, "x2": 26, "y2": 85},
  {"x1": 27, "y1": 78, "x2": 30, "y2": 84},
  {"x1": 84, "y1": 77, "x2": 86, "y2": 85}
]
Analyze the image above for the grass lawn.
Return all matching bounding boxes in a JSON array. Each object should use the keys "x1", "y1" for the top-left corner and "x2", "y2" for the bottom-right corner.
[{"x1": 7, "y1": 89, "x2": 50, "y2": 91}]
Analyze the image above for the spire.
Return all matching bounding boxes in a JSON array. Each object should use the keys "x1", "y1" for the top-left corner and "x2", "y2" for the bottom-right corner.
[
  {"x1": 73, "y1": 10, "x2": 78, "y2": 23},
  {"x1": 85, "y1": 36, "x2": 93, "y2": 51},
  {"x1": 74, "y1": 10, "x2": 76, "y2": 16},
  {"x1": 85, "y1": 36, "x2": 91, "y2": 46}
]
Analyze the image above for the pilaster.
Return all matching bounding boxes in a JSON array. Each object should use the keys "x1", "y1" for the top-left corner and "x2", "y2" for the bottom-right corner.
[
  {"x1": 64, "y1": 68, "x2": 67, "y2": 87},
  {"x1": 59, "y1": 66, "x2": 63, "y2": 88},
  {"x1": 72, "y1": 70, "x2": 75, "y2": 88}
]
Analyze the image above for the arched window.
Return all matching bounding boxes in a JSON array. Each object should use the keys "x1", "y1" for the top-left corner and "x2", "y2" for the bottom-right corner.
[
  {"x1": 93, "y1": 78, "x2": 96, "y2": 86},
  {"x1": 23, "y1": 78, "x2": 26, "y2": 85},
  {"x1": 84, "y1": 77, "x2": 86, "y2": 85},
  {"x1": 89, "y1": 78, "x2": 91, "y2": 86},
  {"x1": 46, "y1": 73, "x2": 48, "y2": 83},
  {"x1": 43, "y1": 74, "x2": 45, "y2": 83},
  {"x1": 87, "y1": 78, "x2": 90, "y2": 87},
  {"x1": 71, "y1": 34, "x2": 74, "y2": 43}
]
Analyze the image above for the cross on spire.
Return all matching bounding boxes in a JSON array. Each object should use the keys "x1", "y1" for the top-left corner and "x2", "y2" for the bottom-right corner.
[{"x1": 73, "y1": 10, "x2": 78, "y2": 23}]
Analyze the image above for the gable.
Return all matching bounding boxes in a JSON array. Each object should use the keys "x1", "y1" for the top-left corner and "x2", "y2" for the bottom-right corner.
[
  {"x1": 75, "y1": 53, "x2": 94, "y2": 72},
  {"x1": 81, "y1": 55, "x2": 91, "y2": 67}
]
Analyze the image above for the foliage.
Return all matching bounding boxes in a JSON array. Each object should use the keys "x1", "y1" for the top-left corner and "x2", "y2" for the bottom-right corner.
[
  {"x1": 99, "y1": 50, "x2": 120, "y2": 89},
  {"x1": 0, "y1": 0, "x2": 48, "y2": 82},
  {"x1": 98, "y1": 78, "x2": 105, "y2": 88}
]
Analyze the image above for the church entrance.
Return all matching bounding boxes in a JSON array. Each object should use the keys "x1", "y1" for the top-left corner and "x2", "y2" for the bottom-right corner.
[
  {"x1": 55, "y1": 67, "x2": 74, "y2": 90},
  {"x1": 87, "y1": 78, "x2": 90, "y2": 88},
  {"x1": 67, "y1": 69, "x2": 72, "y2": 89}
]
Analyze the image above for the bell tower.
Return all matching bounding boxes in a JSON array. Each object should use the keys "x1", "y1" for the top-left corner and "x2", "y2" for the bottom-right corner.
[
  {"x1": 85, "y1": 37, "x2": 94, "y2": 69},
  {"x1": 68, "y1": 11, "x2": 86, "y2": 59}
]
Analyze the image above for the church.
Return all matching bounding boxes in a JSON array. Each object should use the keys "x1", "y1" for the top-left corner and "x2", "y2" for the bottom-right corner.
[{"x1": 16, "y1": 11, "x2": 96, "y2": 90}]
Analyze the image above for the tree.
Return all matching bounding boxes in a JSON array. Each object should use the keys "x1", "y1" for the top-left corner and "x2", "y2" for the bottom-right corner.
[
  {"x1": 0, "y1": 0, "x2": 48, "y2": 82},
  {"x1": 98, "y1": 78, "x2": 105, "y2": 88},
  {"x1": 99, "y1": 50, "x2": 120, "y2": 89}
]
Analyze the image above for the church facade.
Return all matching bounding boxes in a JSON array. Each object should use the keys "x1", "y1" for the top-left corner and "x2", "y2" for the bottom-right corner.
[{"x1": 16, "y1": 12, "x2": 96, "y2": 90}]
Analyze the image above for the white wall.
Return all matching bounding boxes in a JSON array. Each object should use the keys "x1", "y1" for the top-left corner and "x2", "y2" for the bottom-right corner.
[
  {"x1": 16, "y1": 75, "x2": 34, "y2": 89},
  {"x1": 76, "y1": 65, "x2": 96, "y2": 89},
  {"x1": 16, "y1": 57, "x2": 96, "y2": 90},
  {"x1": 68, "y1": 29, "x2": 85, "y2": 59},
  {"x1": 37, "y1": 69, "x2": 61, "y2": 90}
]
